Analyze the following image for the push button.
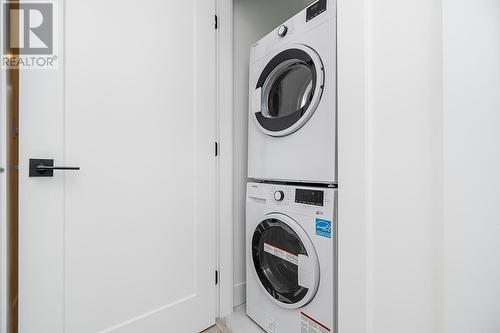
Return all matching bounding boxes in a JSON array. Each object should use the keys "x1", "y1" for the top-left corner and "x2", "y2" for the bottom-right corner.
[{"x1": 277, "y1": 25, "x2": 288, "y2": 38}]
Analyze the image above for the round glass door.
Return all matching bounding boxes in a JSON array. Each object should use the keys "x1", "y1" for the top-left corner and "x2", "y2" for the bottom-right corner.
[
  {"x1": 251, "y1": 214, "x2": 319, "y2": 309},
  {"x1": 253, "y1": 45, "x2": 324, "y2": 137}
]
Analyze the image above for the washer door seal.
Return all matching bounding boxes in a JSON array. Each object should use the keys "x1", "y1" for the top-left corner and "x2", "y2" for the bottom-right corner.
[{"x1": 251, "y1": 213, "x2": 320, "y2": 309}]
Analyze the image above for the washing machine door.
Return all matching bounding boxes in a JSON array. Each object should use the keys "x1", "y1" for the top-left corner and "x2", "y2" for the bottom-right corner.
[
  {"x1": 251, "y1": 213, "x2": 320, "y2": 309},
  {"x1": 252, "y1": 44, "x2": 324, "y2": 137}
]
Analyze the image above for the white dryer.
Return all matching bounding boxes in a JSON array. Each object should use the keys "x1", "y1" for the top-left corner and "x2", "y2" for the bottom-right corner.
[
  {"x1": 246, "y1": 182, "x2": 337, "y2": 333},
  {"x1": 247, "y1": 0, "x2": 337, "y2": 184}
]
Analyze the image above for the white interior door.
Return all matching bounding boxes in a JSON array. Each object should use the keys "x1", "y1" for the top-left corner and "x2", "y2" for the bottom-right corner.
[{"x1": 18, "y1": 1, "x2": 216, "y2": 332}]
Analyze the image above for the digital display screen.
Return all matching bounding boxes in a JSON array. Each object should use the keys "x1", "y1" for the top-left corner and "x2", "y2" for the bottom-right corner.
[
  {"x1": 295, "y1": 189, "x2": 324, "y2": 206},
  {"x1": 306, "y1": 0, "x2": 327, "y2": 22}
]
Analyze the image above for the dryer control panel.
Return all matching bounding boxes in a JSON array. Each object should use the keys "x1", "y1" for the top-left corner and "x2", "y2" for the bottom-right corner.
[{"x1": 306, "y1": 0, "x2": 327, "y2": 22}]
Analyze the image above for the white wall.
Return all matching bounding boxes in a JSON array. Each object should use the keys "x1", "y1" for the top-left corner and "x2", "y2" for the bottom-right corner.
[
  {"x1": 339, "y1": 0, "x2": 500, "y2": 332},
  {"x1": 443, "y1": 1, "x2": 500, "y2": 332},
  {"x1": 366, "y1": 0, "x2": 444, "y2": 332},
  {"x1": 232, "y1": 0, "x2": 316, "y2": 308},
  {"x1": 339, "y1": 0, "x2": 444, "y2": 331},
  {"x1": 336, "y1": 0, "x2": 369, "y2": 331}
]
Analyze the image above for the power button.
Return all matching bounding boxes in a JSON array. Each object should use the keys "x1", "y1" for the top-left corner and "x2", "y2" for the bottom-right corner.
[{"x1": 277, "y1": 25, "x2": 288, "y2": 38}]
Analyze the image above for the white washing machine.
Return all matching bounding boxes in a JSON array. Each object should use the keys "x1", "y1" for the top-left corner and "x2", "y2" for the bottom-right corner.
[
  {"x1": 247, "y1": 0, "x2": 337, "y2": 184},
  {"x1": 246, "y1": 182, "x2": 337, "y2": 333}
]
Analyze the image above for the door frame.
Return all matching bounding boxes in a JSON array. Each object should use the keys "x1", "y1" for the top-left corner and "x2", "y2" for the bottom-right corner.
[
  {"x1": 215, "y1": 1, "x2": 371, "y2": 331},
  {"x1": 216, "y1": 0, "x2": 234, "y2": 319}
]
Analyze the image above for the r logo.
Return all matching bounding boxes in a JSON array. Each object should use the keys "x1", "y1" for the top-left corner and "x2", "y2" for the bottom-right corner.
[{"x1": 3, "y1": 2, "x2": 53, "y2": 55}]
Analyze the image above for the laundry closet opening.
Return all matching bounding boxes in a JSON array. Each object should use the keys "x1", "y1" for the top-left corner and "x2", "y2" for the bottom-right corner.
[{"x1": 230, "y1": 0, "x2": 317, "y2": 320}]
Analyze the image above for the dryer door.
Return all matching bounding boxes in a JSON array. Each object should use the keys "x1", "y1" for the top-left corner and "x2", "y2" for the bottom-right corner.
[
  {"x1": 252, "y1": 44, "x2": 324, "y2": 137},
  {"x1": 251, "y1": 213, "x2": 320, "y2": 309}
]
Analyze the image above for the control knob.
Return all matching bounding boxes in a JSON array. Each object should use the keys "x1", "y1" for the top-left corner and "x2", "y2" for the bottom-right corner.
[{"x1": 274, "y1": 190, "x2": 285, "y2": 201}]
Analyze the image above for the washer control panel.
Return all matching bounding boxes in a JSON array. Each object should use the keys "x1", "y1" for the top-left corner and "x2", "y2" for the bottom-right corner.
[
  {"x1": 269, "y1": 186, "x2": 293, "y2": 205},
  {"x1": 267, "y1": 185, "x2": 326, "y2": 207},
  {"x1": 295, "y1": 188, "x2": 324, "y2": 206},
  {"x1": 248, "y1": 183, "x2": 335, "y2": 213}
]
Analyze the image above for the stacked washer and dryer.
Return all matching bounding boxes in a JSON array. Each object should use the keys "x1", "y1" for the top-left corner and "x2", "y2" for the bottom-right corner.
[{"x1": 246, "y1": 1, "x2": 338, "y2": 333}]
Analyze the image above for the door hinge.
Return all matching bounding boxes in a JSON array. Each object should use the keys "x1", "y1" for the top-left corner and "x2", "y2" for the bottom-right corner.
[
  {"x1": 215, "y1": 270, "x2": 219, "y2": 285},
  {"x1": 215, "y1": 142, "x2": 219, "y2": 157},
  {"x1": 215, "y1": 15, "x2": 218, "y2": 29}
]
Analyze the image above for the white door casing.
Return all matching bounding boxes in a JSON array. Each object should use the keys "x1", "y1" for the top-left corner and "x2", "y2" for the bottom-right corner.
[{"x1": 19, "y1": 1, "x2": 216, "y2": 332}]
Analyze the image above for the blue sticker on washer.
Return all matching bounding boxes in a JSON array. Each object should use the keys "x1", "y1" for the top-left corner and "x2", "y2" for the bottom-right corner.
[{"x1": 316, "y1": 219, "x2": 332, "y2": 238}]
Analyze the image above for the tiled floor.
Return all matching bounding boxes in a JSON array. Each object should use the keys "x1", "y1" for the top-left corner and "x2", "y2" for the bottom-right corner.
[
  {"x1": 202, "y1": 325, "x2": 222, "y2": 333},
  {"x1": 201, "y1": 304, "x2": 263, "y2": 333},
  {"x1": 222, "y1": 304, "x2": 265, "y2": 333}
]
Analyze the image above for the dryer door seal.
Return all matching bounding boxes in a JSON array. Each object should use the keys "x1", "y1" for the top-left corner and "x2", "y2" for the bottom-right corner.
[
  {"x1": 253, "y1": 44, "x2": 324, "y2": 137},
  {"x1": 251, "y1": 213, "x2": 320, "y2": 309}
]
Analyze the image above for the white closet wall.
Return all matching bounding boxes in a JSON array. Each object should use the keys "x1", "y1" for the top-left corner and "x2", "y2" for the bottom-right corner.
[
  {"x1": 362, "y1": 0, "x2": 443, "y2": 331},
  {"x1": 443, "y1": 1, "x2": 500, "y2": 332},
  {"x1": 339, "y1": 0, "x2": 500, "y2": 331},
  {"x1": 233, "y1": 0, "x2": 316, "y2": 308}
]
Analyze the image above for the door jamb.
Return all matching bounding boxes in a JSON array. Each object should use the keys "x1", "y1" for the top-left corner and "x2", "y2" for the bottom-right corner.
[
  {"x1": 214, "y1": 0, "x2": 372, "y2": 329},
  {"x1": 216, "y1": 0, "x2": 235, "y2": 320}
]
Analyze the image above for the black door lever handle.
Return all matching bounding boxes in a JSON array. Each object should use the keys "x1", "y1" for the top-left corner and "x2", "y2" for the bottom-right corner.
[
  {"x1": 30, "y1": 159, "x2": 80, "y2": 177},
  {"x1": 36, "y1": 165, "x2": 81, "y2": 171}
]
